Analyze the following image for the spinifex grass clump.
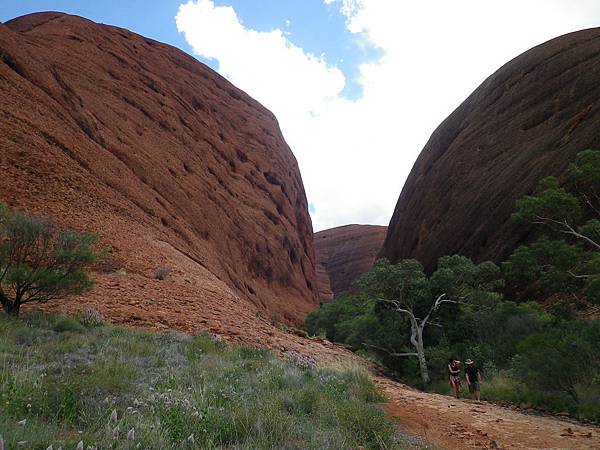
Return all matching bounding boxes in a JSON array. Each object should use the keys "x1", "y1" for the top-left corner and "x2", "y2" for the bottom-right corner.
[{"x1": 0, "y1": 312, "x2": 426, "y2": 449}]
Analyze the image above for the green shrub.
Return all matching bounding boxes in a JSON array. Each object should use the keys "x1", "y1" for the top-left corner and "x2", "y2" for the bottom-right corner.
[
  {"x1": 478, "y1": 373, "x2": 526, "y2": 403},
  {"x1": 577, "y1": 385, "x2": 600, "y2": 422},
  {"x1": 349, "y1": 369, "x2": 387, "y2": 403},
  {"x1": 185, "y1": 332, "x2": 225, "y2": 358},
  {"x1": 287, "y1": 387, "x2": 320, "y2": 416},
  {"x1": 335, "y1": 400, "x2": 395, "y2": 449},
  {"x1": 39, "y1": 380, "x2": 82, "y2": 424},
  {"x1": 77, "y1": 308, "x2": 104, "y2": 328},
  {"x1": 0, "y1": 312, "x2": 415, "y2": 449},
  {"x1": 0, "y1": 365, "x2": 82, "y2": 425},
  {"x1": 157, "y1": 404, "x2": 196, "y2": 442},
  {"x1": 53, "y1": 317, "x2": 86, "y2": 333},
  {"x1": 513, "y1": 321, "x2": 599, "y2": 403}
]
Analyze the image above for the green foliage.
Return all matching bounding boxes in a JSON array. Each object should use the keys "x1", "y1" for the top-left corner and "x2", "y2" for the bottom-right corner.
[
  {"x1": 567, "y1": 149, "x2": 600, "y2": 199},
  {"x1": 358, "y1": 259, "x2": 429, "y2": 310},
  {"x1": 307, "y1": 256, "x2": 504, "y2": 381},
  {"x1": 513, "y1": 320, "x2": 600, "y2": 403},
  {"x1": 579, "y1": 218, "x2": 600, "y2": 243},
  {"x1": 473, "y1": 301, "x2": 551, "y2": 363},
  {"x1": 503, "y1": 239, "x2": 585, "y2": 295},
  {"x1": 508, "y1": 150, "x2": 600, "y2": 304},
  {"x1": 513, "y1": 176, "x2": 581, "y2": 225},
  {"x1": 432, "y1": 255, "x2": 504, "y2": 298},
  {"x1": 185, "y1": 332, "x2": 226, "y2": 358},
  {"x1": 0, "y1": 205, "x2": 96, "y2": 315},
  {"x1": 358, "y1": 256, "x2": 503, "y2": 318},
  {"x1": 0, "y1": 312, "x2": 418, "y2": 449},
  {"x1": 305, "y1": 293, "x2": 374, "y2": 343},
  {"x1": 1, "y1": 359, "x2": 83, "y2": 425},
  {"x1": 84, "y1": 356, "x2": 137, "y2": 392},
  {"x1": 53, "y1": 316, "x2": 86, "y2": 333},
  {"x1": 335, "y1": 400, "x2": 396, "y2": 448}
]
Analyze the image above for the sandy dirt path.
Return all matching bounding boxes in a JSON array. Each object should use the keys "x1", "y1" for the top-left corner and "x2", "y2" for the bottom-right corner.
[{"x1": 374, "y1": 376, "x2": 600, "y2": 450}]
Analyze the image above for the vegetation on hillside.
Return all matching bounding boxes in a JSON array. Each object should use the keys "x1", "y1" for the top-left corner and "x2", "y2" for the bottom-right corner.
[
  {"x1": 0, "y1": 204, "x2": 96, "y2": 316},
  {"x1": 506, "y1": 149, "x2": 600, "y2": 303},
  {"x1": 306, "y1": 150, "x2": 600, "y2": 423},
  {"x1": 0, "y1": 312, "x2": 428, "y2": 450}
]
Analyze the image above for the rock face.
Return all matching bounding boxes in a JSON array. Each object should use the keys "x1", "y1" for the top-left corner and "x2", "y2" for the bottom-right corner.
[
  {"x1": 315, "y1": 225, "x2": 387, "y2": 301},
  {"x1": 0, "y1": 12, "x2": 318, "y2": 325},
  {"x1": 315, "y1": 261, "x2": 334, "y2": 303},
  {"x1": 381, "y1": 28, "x2": 600, "y2": 270}
]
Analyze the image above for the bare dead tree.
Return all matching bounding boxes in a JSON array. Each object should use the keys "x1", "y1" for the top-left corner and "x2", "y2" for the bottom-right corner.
[{"x1": 372, "y1": 293, "x2": 462, "y2": 387}]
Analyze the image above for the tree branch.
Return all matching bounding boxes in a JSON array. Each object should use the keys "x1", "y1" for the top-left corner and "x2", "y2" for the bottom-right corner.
[
  {"x1": 362, "y1": 343, "x2": 418, "y2": 358},
  {"x1": 375, "y1": 297, "x2": 417, "y2": 319},
  {"x1": 567, "y1": 270, "x2": 591, "y2": 279},
  {"x1": 536, "y1": 216, "x2": 600, "y2": 250},
  {"x1": 579, "y1": 191, "x2": 600, "y2": 219},
  {"x1": 421, "y1": 293, "x2": 447, "y2": 328}
]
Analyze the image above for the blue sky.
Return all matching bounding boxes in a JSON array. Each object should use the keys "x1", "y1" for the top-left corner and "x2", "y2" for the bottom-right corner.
[
  {"x1": 1, "y1": 1, "x2": 191, "y2": 53},
  {"x1": 0, "y1": 0, "x2": 372, "y2": 98},
  {"x1": 3, "y1": 1, "x2": 600, "y2": 231}
]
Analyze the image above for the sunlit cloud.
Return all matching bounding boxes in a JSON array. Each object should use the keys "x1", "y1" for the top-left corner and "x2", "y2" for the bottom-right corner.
[{"x1": 177, "y1": 0, "x2": 600, "y2": 231}]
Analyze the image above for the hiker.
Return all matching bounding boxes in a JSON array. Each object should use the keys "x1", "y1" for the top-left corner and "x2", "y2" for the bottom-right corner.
[
  {"x1": 465, "y1": 359, "x2": 482, "y2": 401},
  {"x1": 448, "y1": 358, "x2": 461, "y2": 398}
]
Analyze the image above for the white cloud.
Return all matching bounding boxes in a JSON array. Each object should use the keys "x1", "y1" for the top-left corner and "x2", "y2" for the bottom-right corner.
[
  {"x1": 176, "y1": 0, "x2": 600, "y2": 232},
  {"x1": 175, "y1": 1, "x2": 344, "y2": 121}
]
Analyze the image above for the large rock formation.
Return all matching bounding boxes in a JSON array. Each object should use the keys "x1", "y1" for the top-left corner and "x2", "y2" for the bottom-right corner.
[
  {"x1": 381, "y1": 28, "x2": 600, "y2": 270},
  {"x1": 0, "y1": 12, "x2": 318, "y2": 326},
  {"x1": 315, "y1": 225, "x2": 387, "y2": 301}
]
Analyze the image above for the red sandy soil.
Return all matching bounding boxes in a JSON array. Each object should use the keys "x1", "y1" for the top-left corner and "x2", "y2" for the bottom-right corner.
[{"x1": 377, "y1": 376, "x2": 600, "y2": 449}]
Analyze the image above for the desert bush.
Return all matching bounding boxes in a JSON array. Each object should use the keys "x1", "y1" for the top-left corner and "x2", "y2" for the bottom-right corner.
[
  {"x1": 267, "y1": 313, "x2": 291, "y2": 332},
  {"x1": 0, "y1": 204, "x2": 96, "y2": 316},
  {"x1": 53, "y1": 316, "x2": 86, "y2": 333},
  {"x1": 78, "y1": 308, "x2": 104, "y2": 328},
  {"x1": 284, "y1": 350, "x2": 317, "y2": 370},
  {"x1": 154, "y1": 264, "x2": 171, "y2": 280}
]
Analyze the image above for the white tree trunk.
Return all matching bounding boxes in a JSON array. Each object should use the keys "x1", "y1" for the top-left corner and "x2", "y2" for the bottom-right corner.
[
  {"x1": 415, "y1": 327, "x2": 430, "y2": 388},
  {"x1": 378, "y1": 295, "x2": 452, "y2": 390},
  {"x1": 408, "y1": 315, "x2": 430, "y2": 388}
]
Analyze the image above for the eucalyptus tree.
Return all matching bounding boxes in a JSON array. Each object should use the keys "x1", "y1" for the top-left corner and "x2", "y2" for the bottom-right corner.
[{"x1": 358, "y1": 256, "x2": 503, "y2": 387}]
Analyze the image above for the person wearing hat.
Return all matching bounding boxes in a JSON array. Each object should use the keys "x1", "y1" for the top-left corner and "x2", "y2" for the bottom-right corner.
[{"x1": 464, "y1": 359, "x2": 482, "y2": 401}]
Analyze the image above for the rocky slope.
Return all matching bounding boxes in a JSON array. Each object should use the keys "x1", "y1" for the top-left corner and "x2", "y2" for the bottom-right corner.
[
  {"x1": 315, "y1": 225, "x2": 387, "y2": 300},
  {"x1": 0, "y1": 12, "x2": 317, "y2": 324},
  {"x1": 381, "y1": 28, "x2": 600, "y2": 270}
]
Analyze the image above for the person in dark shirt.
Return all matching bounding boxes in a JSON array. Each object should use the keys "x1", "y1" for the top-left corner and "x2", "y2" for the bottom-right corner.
[{"x1": 464, "y1": 359, "x2": 482, "y2": 401}]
